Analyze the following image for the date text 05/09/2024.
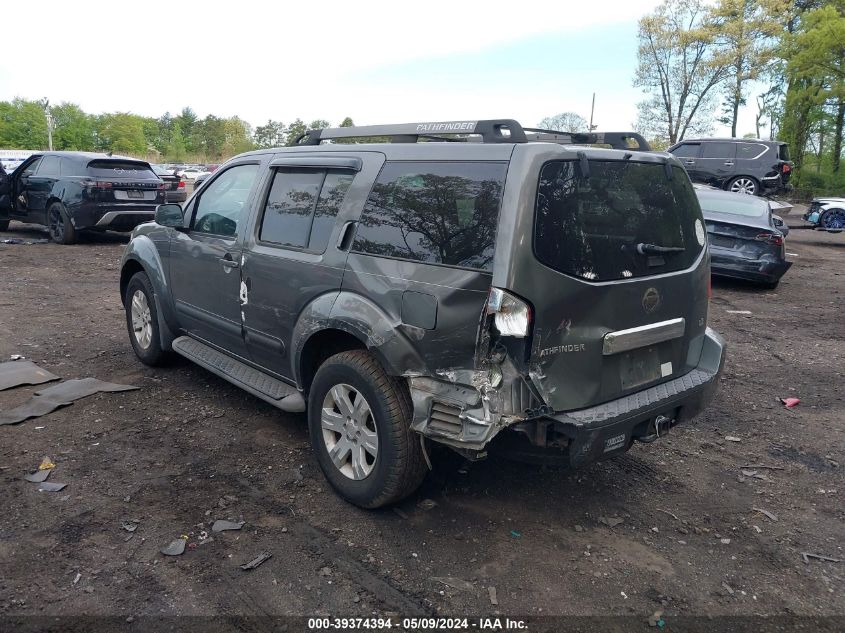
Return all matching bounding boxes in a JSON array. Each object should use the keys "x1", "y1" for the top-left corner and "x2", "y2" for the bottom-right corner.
[{"x1": 307, "y1": 617, "x2": 529, "y2": 631}]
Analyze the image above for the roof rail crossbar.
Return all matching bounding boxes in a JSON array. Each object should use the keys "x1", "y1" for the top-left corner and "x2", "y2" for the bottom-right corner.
[
  {"x1": 293, "y1": 119, "x2": 527, "y2": 146},
  {"x1": 522, "y1": 129, "x2": 652, "y2": 151}
]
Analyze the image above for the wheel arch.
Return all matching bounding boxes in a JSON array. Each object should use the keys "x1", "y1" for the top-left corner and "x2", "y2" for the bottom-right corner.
[{"x1": 292, "y1": 290, "x2": 428, "y2": 393}]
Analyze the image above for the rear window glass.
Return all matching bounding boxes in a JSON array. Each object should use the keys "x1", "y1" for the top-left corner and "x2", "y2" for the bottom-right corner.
[
  {"x1": 87, "y1": 160, "x2": 157, "y2": 179},
  {"x1": 534, "y1": 160, "x2": 704, "y2": 282},
  {"x1": 779, "y1": 144, "x2": 790, "y2": 161},
  {"x1": 736, "y1": 143, "x2": 767, "y2": 159},
  {"x1": 697, "y1": 191, "x2": 768, "y2": 218},
  {"x1": 353, "y1": 161, "x2": 507, "y2": 271}
]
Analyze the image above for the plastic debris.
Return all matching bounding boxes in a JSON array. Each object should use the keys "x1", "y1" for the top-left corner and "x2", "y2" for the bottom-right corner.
[
  {"x1": 598, "y1": 516, "x2": 624, "y2": 528},
  {"x1": 722, "y1": 581, "x2": 735, "y2": 595},
  {"x1": 160, "y1": 536, "x2": 188, "y2": 556},
  {"x1": 802, "y1": 552, "x2": 841, "y2": 564},
  {"x1": 240, "y1": 551, "x2": 272, "y2": 570},
  {"x1": 0, "y1": 378, "x2": 139, "y2": 426},
  {"x1": 211, "y1": 520, "x2": 245, "y2": 532},
  {"x1": 726, "y1": 310, "x2": 752, "y2": 315},
  {"x1": 39, "y1": 456, "x2": 55, "y2": 470},
  {"x1": 73, "y1": 573, "x2": 81, "y2": 585},
  {"x1": 725, "y1": 436, "x2": 742, "y2": 442},
  {"x1": 38, "y1": 482, "x2": 67, "y2": 492},
  {"x1": 24, "y1": 468, "x2": 52, "y2": 483},
  {"x1": 10, "y1": 355, "x2": 25, "y2": 361},
  {"x1": 417, "y1": 499, "x2": 438, "y2": 511},
  {"x1": 780, "y1": 397, "x2": 800, "y2": 408},
  {"x1": 752, "y1": 507, "x2": 778, "y2": 522},
  {"x1": 488, "y1": 586, "x2": 498, "y2": 605},
  {"x1": 431, "y1": 577, "x2": 475, "y2": 592},
  {"x1": 648, "y1": 610, "x2": 665, "y2": 628},
  {"x1": 720, "y1": 538, "x2": 731, "y2": 545},
  {"x1": 121, "y1": 521, "x2": 139, "y2": 533},
  {"x1": 0, "y1": 360, "x2": 60, "y2": 391},
  {"x1": 510, "y1": 530, "x2": 521, "y2": 538}
]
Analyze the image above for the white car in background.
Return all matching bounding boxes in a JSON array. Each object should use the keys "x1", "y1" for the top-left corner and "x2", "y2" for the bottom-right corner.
[{"x1": 180, "y1": 168, "x2": 204, "y2": 181}]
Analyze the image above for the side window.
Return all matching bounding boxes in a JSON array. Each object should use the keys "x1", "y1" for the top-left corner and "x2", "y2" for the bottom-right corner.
[
  {"x1": 259, "y1": 169, "x2": 354, "y2": 252},
  {"x1": 353, "y1": 161, "x2": 507, "y2": 271},
  {"x1": 736, "y1": 143, "x2": 766, "y2": 160},
  {"x1": 670, "y1": 143, "x2": 699, "y2": 159},
  {"x1": 700, "y1": 142, "x2": 736, "y2": 159},
  {"x1": 21, "y1": 158, "x2": 42, "y2": 177},
  {"x1": 36, "y1": 156, "x2": 61, "y2": 176},
  {"x1": 192, "y1": 164, "x2": 259, "y2": 237}
]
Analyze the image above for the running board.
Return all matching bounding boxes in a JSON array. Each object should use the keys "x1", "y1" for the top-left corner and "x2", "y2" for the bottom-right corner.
[{"x1": 172, "y1": 336, "x2": 305, "y2": 413}]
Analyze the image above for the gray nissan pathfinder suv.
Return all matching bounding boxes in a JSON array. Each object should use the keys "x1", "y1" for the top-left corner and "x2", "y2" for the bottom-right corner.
[{"x1": 120, "y1": 120, "x2": 725, "y2": 508}]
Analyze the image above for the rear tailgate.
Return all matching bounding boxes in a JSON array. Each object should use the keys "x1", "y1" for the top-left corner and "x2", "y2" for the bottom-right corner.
[
  {"x1": 87, "y1": 160, "x2": 164, "y2": 203},
  {"x1": 498, "y1": 149, "x2": 710, "y2": 412}
]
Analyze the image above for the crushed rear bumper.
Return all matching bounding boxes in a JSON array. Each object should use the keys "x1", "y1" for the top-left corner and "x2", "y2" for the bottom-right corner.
[{"x1": 409, "y1": 328, "x2": 726, "y2": 462}]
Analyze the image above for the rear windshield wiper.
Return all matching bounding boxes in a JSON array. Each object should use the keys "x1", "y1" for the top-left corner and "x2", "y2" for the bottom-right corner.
[{"x1": 624, "y1": 243, "x2": 686, "y2": 255}]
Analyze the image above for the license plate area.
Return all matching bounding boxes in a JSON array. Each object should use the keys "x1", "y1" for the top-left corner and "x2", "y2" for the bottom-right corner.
[
  {"x1": 710, "y1": 235, "x2": 736, "y2": 249},
  {"x1": 126, "y1": 190, "x2": 144, "y2": 199},
  {"x1": 619, "y1": 346, "x2": 662, "y2": 390}
]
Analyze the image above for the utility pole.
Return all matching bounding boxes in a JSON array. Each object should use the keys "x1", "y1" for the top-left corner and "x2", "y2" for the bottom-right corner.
[
  {"x1": 589, "y1": 93, "x2": 597, "y2": 131},
  {"x1": 39, "y1": 98, "x2": 54, "y2": 150}
]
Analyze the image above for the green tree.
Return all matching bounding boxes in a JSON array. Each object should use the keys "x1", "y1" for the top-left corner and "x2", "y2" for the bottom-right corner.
[
  {"x1": 285, "y1": 118, "x2": 307, "y2": 145},
  {"x1": 174, "y1": 107, "x2": 199, "y2": 153},
  {"x1": 0, "y1": 98, "x2": 49, "y2": 148},
  {"x1": 254, "y1": 119, "x2": 286, "y2": 148},
  {"x1": 223, "y1": 116, "x2": 255, "y2": 156},
  {"x1": 166, "y1": 121, "x2": 187, "y2": 162},
  {"x1": 709, "y1": 0, "x2": 783, "y2": 137},
  {"x1": 95, "y1": 113, "x2": 147, "y2": 155},
  {"x1": 634, "y1": 0, "x2": 730, "y2": 145},
  {"x1": 51, "y1": 102, "x2": 95, "y2": 150},
  {"x1": 537, "y1": 112, "x2": 589, "y2": 132}
]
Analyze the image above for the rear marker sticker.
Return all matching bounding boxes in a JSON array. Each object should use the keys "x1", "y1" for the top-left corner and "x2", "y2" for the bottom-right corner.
[
  {"x1": 604, "y1": 433, "x2": 626, "y2": 453},
  {"x1": 695, "y1": 219, "x2": 705, "y2": 246},
  {"x1": 660, "y1": 362, "x2": 673, "y2": 377}
]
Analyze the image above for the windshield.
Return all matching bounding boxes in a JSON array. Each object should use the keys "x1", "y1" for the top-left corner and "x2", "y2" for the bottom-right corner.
[
  {"x1": 534, "y1": 160, "x2": 704, "y2": 282},
  {"x1": 697, "y1": 190, "x2": 768, "y2": 218}
]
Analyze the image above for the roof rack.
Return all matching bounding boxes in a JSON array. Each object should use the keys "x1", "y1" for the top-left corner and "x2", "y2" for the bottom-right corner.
[{"x1": 293, "y1": 119, "x2": 650, "y2": 151}]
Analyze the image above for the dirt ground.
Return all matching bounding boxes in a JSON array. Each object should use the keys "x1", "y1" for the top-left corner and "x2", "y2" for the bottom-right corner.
[{"x1": 1, "y1": 213, "x2": 843, "y2": 627}]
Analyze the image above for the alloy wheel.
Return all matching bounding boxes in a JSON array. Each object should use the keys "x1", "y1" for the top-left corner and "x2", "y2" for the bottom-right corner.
[
  {"x1": 822, "y1": 209, "x2": 845, "y2": 230},
  {"x1": 49, "y1": 208, "x2": 64, "y2": 241},
  {"x1": 321, "y1": 383, "x2": 378, "y2": 480},
  {"x1": 730, "y1": 178, "x2": 757, "y2": 195},
  {"x1": 130, "y1": 290, "x2": 153, "y2": 350}
]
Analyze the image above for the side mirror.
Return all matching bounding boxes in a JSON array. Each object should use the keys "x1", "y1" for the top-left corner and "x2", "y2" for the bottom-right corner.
[{"x1": 155, "y1": 203, "x2": 185, "y2": 229}]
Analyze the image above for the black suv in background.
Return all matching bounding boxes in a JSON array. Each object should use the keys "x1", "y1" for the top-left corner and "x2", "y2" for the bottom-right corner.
[
  {"x1": 668, "y1": 138, "x2": 792, "y2": 196},
  {"x1": 120, "y1": 119, "x2": 725, "y2": 508},
  {"x1": 0, "y1": 152, "x2": 165, "y2": 244}
]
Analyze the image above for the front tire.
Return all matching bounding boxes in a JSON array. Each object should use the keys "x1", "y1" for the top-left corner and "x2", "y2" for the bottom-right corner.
[
  {"x1": 308, "y1": 350, "x2": 427, "y2": 508},
  {"x1": 124, "y1": 271, "x2": 168, "y2": 366},
  {"x1": 727, "y1": 176, "x2": 759, "y2": 196},
  {"x1": 48, "y1": 202, "x2": 78, "y2": 244},
  {"x1": 820, "y1": 207, "x2": 845, "y2": 232}
]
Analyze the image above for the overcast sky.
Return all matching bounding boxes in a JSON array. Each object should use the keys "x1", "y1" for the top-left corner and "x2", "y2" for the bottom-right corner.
[{"x1": 0, "y1": 0, "x2": 758, "y2": 136}]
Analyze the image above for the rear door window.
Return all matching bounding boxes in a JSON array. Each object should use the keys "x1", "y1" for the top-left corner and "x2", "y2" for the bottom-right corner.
[
  {"x1": 259, "y1": 169, "x2": 354, "y2": 252},
  {"x1": 700, "y1": 143, "x2": 736, "y2": 159},
  {"x1": 534, "y1": 160, "x2": 704, "y2": 282},
  {"x1": 353, "y1": 161, "x2": 507, "y2": 271}
]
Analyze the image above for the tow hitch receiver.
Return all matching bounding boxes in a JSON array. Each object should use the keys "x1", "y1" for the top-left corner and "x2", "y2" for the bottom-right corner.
[{"x1": 636, "y1": 414, "x2": 674, "y2": 444}]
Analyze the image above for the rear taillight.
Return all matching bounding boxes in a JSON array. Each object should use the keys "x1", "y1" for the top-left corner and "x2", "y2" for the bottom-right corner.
[
  {"x1": 95, "y1": 181, "x2": 113, "y2": 189},
  {"x1": 756, "y1": 232, "x2": 784, "y2": 246},
  {"x1": 157, "y1": 183, "x2": 167, "y2": 190},
  {"x1": 177, "y1": 180, "x2": 186, "y2": 189},
  {"x1": 488, "y1": 288, "x2": 532, "y2": 338},
  {"x1": 782, "y1": 163, "x2": 791, "y2": 174}
]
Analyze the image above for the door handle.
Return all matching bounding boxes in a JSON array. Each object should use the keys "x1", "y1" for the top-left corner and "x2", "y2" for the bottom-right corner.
[
  {"x1": 220, "y1": 256, "x2": 239, "y2": 269},
  {"x1": 337, "y1": 221, "x2": 357, "y2": 251},
  {"x1": 724, "y1": 162, "x2": 734, "y2": 166},
  {"x1": 684, "y1": 160, "x2": 695, "y2": 165}
]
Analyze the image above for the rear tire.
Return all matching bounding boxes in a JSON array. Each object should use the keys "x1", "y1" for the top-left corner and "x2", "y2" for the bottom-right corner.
[
  {"x1": 820, "y1": 207, "x2": 845, "y2": 232},
  {"x1": 124, "y1": 271, "x2": 168, "y2": 366},
  {"x1": 308, "y1": 350, "x2": 427, "y2": 508},
  {"x1": 48, "y1": 202, "x2": 78, "y2": 244},
  {"x1": 727, "y1": 176, "x2": 759, "y2": 196}
]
